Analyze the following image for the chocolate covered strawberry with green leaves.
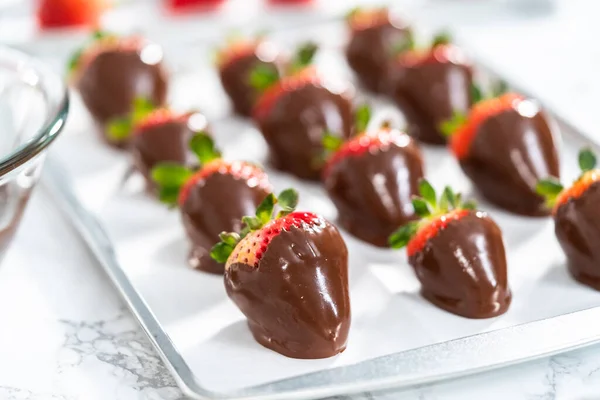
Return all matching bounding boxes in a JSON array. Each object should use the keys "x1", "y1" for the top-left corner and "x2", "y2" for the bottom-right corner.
[
  {"x1": 152, "y1": 133, "x2": 271, "y2": 274},
  {"x1": 391, "y1": 33, "x2": 473, "y2": 145},
  {"x1": 323, "y1": 106, "x2": 424, "y2": 247},
  {"x1": 217, "y1": 36, "x2": 282, "y2": 117},
  {"x1": 252, "y1": 44, "x2": 354, "y2": 180},
  {"x1": 211, "y1": 189, "x2": 350, "y2": 359},
  {"x1": 389, "y1": 181, "x2": 511, "y2": 318},
  {"x1": 442, "y1": 84, "x2": 560, "y2": 216},
  {"x1": 537, "y1": 148, "x2": 600, "y2": 290},
  {"x1": 69, "y1": 31, "x2": 168, "y2": 148},
  {"x1": 345, "y1": 6, "x2": 412, "y2": 94}
]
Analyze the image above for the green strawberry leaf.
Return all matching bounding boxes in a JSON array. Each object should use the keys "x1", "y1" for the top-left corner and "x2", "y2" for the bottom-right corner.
[
  {"x1": 242, "y1": 215, "x2": 263, "y2": 231},
  {"x1": 151, "y1": 163, "x2": 193, "y2": 187},
  {"x1": 388, "y1": 221, "x2": 419, "y2": 249},
  {"x1": 157, "y1": 186, "x2": 182, "y2": 207},
  {"x1": 248, "y1": 64, "x2": 280, "y2": 92},
  {"x1": 322, "y1": 131, "x2": 345, "y2": 153},
  {"x1": 535, "y1": 177, "x2": 563, "y2": 209},
  {"x1": 219, "y1": 232, "x2": 241, "y2": 247},
  {"x1": 345, "y1": 6, "x2": 361, "y2": 21},
  {"x1": 431, "y1": 31, "x2": 452, "y2": 47},
  {"x1": 354, "y1": 103, "x2": 372, "y2": 133},
  {"x1": 277, "y1": 189, "x2": 299, "y2": 216},
  {"x1": 412, "y1": 197, "x2": 431, "y2": 217},
  {"x1": 418, "y1": 179, "x2": 437, "y2": 207},
  {"x1": 210, "y1": 241, "x2": 235, "y2": 263},
  {"x1": 189, "y1": 132, "x2": 221, "y2": 165},
  {"x1": 578, "y1": 147, "x2": 597, "y2": 172},
  {"x1": 440, "y1": 186, "x2": 457, "y2": 211},
  {"x1": 492, "y1": 80, "x2": 509, "y2": 97},
  {"x1": 106, "y1": 117, "x2": 132, "y2": 142},
  {"x1": 470, "y1": 83, "x2": 484, "y2": 104},
  {"x1": 132, "y1": 97, "x2": 156, "y2": 123},
  {"x1": 255, "y1": 193, "x2": 277, "y2": 225},
  {"x1": 292, "y1": 42, "x2": 318, "y2": 71},
  {"x1": 439, "y1": 111, "x2": 468, "y2": 137},
  {"x1": 392, "y1": 29, "x2": 415, "y2": 55},
  {"x1": 462, "y1": 200, "x2": 477, "y2": 210}
]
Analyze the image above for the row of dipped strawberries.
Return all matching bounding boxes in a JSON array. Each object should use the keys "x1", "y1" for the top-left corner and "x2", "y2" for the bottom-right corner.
[{"x1": 66, "y1": 7, "x2": 600, "y2": 359}]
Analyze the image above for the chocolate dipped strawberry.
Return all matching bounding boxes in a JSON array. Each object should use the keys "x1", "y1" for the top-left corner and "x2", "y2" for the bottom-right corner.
[
  {"x1": 345, "y1": 7, "x2": 412, "y2": 94},
  {"x1": 109, "y1": 100, "x2": 208, "y2": 190},
  {"x1": 323, "y1": 108, "x2": 424, "y2": 247},
  {"x1": 217, "y1": 37, "x2": 281, "y2": 117},
  {"x1": 391, "y1": 34, "x2": 473, "y2": 145},
  {"x1": 442, "y1": 86, "x2": 560, "y2": 216},
  {"x1": 537, "y1": 148, "x2": 600, "y2": 290},
  {"x1": 211, "y1": 189, "x2": 350, "y2": 358},
  {"x1": 69, "y1": 31, "x2": 168, "y2": 148},
  {"x1": 389, "y1": 181, "x2": 511, "y2": 318},
  {"x1": 152, "y1": 134, "x2": 271, "y2": 274},
  {"x1": 253, "y1": 45, "x2": 354, "y2": 180}
]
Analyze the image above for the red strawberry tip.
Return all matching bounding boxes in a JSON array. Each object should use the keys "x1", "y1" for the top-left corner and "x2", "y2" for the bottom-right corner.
[{"x1": 388, "y1": 179, "x2": 476, "y2": 255}]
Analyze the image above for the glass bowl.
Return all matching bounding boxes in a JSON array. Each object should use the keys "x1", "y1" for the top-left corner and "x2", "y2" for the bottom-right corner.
[{"x1": 0, "y1": 45, "x2": 69, "y2": 260}]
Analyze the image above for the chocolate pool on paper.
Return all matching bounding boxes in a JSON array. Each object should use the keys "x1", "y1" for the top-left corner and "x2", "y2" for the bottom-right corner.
[
  {"x1": 225, "y1": 221, "x2": 351, "y2": 359},
  {"x1": 181, "y1": 173, "x2": 270, "y2": 274},
  {"x1": 408, "y1": 211, "x2": 512, "y2": 318},
  {"x1": 460, "y1": 106, "x2": 560, "y2": 217}
]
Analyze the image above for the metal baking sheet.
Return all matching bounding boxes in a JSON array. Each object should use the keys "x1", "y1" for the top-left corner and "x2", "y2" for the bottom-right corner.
[{"x1": 43, "y1": 20, "x2": 600, "y2": 400}]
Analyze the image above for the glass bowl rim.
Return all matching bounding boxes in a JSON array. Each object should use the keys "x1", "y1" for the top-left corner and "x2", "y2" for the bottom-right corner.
[{"x1": 0, "y1": 45, "x2": 69, "y2": 176}]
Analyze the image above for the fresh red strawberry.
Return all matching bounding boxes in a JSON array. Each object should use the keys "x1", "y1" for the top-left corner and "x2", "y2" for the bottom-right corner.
[
  {"x1": 218, "y1": 37, "x2": 281, "y2": 117},
  {"x1": 392, "y1": 34, "x2": 473, "y2": 145},
  {"x1": 323, "y1": 123, "x2": 424, "y2": 247},
  {"x1": 345, "y1": 7, "x2": 411, "y2": 94},
  {"x1": 167, "y1": 0, "x2": 224, "y2": 11},
  {"x1": 38, "y1": 0, "x2": 108, "y2": 29},
  {"x1": 389, "y1": 180, "x2": 511, "y2": 318},
  {"x1": 442, "y1": 85, "x2": 560, "y2": 216},
  {"x1": 211, "y1": 190, "x2": 350, "y2": 359},
  {"x1": 69, "y1": 32, "x2": 168, "y2": 148},
  {"x1": 152, "y1": 134, "x2": 271, "y2": 274},
  {"x1": 537, "y1": 148, "x2": 600, "y2": 290}
]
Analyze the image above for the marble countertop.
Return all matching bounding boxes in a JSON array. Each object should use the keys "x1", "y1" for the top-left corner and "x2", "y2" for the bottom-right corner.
[{"x1": 2, "y1": 0, "x2": 600, "y2": 399}]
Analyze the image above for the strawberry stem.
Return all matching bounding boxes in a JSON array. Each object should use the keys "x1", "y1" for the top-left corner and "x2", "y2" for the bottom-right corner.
[
  {"x1": 389, "y1": 179, "x2": 476, "y2": 249},
  {"x1": 210, "y1": 188, "x2": 299, "y2": 263}
]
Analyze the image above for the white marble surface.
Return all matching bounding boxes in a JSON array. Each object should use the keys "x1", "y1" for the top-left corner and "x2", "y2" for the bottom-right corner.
[{"x1": 3, "y1": 0, "x2": 600, "y2": 399}]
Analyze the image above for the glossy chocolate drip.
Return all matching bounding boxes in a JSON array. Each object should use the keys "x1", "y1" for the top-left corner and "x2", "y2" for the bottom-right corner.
[
  {"x1": 324, "y1": 134, "x2": 424, "y2": 247},
  {"x1": 220, "y1": 53, "x2": 279, "y2": 117},
  {"x1": 76, "y1": 49, "x2": 168, "y2": 147},
  {"x1": 130, "y1": 120, "x2": 199, "y2": 189},
  {"x1": 392, "y1": 61, "x2": 472, "y2": 145},
  {"x1": 225, "y1": 221, "x2": 350, "y2": 358},
  {"x1": 409, "y1": 211, "x2": 511, "y2": 318},
  {"x1": 346, "y1": 20, "x2": 410, "y2": 94},
  {"x1": 181, "y1": 173, "x2": 270, "y2": 274},
  {"x1": 258, "y1": 84, "x2": 353, "y2": 180},
  {"x1": 554, "y1": 182, "x2": 600, "y2": 290},
  {"x1": 460, "y1": 107, "x2": 560, "y2": 216}
]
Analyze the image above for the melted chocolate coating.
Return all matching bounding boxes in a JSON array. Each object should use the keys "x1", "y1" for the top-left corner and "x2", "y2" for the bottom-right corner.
[
  {"x1": 225, "y1": 221, "x2": 350, "y2": 358},
  {"x1": 181, "y1": 173, "x2": 270, "y2": 274},
  {"x1": 130, "y1": 120, "x2": 199, "y2": 189},
  {"x1": 220, "y1": 53, "x2": 279, "y2": 117},
  {"x1": 392, "y1": 62, "x2": 472, "y2": 145},
  {"x1": 554, "y1": 182, "x2": 600, "y2": 290},
  {"x1": 346, "y1": 21, "x2": 410, "y2": 94},
  {"x1": 324, "y1": 134, "x2": 424, "y2": 247},
  {"x1": 77, "y1": 49, "x2": 168, "y2": 147},
  {"x1": 409, "y1": 211, "x2": 511, "y2": 318},
  {"x1": 258, "y1": 84, "x2": 353, "y2": 180},
  {"x1": 460, "y1": 107, "x2": 560, "y2": 216}
]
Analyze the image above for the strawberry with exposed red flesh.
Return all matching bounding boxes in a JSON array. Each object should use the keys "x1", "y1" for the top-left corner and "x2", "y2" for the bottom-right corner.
[
  {"x1": 211, "y1": 189, "x2": 350, "y2": 358},
  {"x1": 391, "y1": 33, "x2": 473, "y2": 145},
  {"x1": 442, "y1": 86, "x2": 560, "y2": 216},
  {"x1": 68, "y1": 31, "x2": 168, "y2": 148},
  {"x1": 253, "y1": 44, "x2": 354, "y2": 180},
  {"x1": 537, "y1": 148, "x2": 600, "y2": 290},
  {"x1": 322, "y1": 109, "x2": 424, "y2": 247},
  {"x1": 152, "y1": 134, "x2": 270, "y2": 274},
  {"x1": 218, "y1": 37, "x2": 282, "y2": 117},
  {"x1": 345, "y1": 7, "x2": 412, "y2": 94},
  {"x1": 389, "y1": 181, "x2": 511, "y2": 318},
  {"x1": 38, "y1": 0, "x2": 108, "y2": 29}
]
